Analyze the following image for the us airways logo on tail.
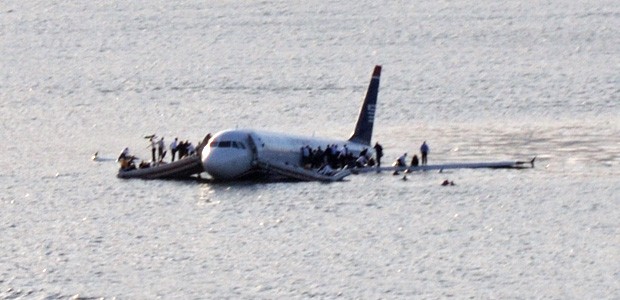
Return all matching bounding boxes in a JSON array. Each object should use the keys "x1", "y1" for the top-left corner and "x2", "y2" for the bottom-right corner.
[{"x1": 367, "y1": 104, "x2": 376, "y2": 124}]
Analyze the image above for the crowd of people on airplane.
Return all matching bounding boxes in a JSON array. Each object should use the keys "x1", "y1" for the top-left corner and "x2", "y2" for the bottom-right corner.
[
  {"x1": 301, "y1": 143, "x2": 376, "y2": 172},
  {"x1": 298, "y1": 140, "x2": 431, "y2": 176},
  {"x1": 168, "y1": 137, "x2": 197, "y2": 162},
  {"x1": 118, "y1": 134, "x2": 430, "y2": 177},
  {"x1": 391, "y1": 141, "x2": 431, "y2": 175},
  {"x1": 146, "y1": 136, "x2": 197, "y2": 164},
  {"x1": 392, "y1": 141, "x2": 430, "y2": 168},
  {"x1": 118, "y1": 133, "x2": 212, "y2": 171}
]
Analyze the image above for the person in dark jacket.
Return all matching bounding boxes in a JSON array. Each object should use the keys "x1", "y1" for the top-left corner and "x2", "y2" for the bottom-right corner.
[
  {"x1": 420, "y1": 141, "x2": 430, "y2": 165},
  {"x1": 373, "y1": 142, "x2": 384, "y2": 168}
]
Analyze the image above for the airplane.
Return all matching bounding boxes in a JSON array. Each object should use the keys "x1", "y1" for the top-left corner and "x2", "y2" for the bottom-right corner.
[
  {"x1": 200, "y1": 65, "x2": 383, "y2": 181},
  {"x1": 117, "y1": 65, "x2": 533, "y2": 181}
]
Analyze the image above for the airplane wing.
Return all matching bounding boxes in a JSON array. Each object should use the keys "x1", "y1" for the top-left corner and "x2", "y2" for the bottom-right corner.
[
  {"x1": 118, "y1": 155, "x2": 204, "y2": 179},
  {"x1": 352, "y1": 157, "x2": 536, "y2": 174}
]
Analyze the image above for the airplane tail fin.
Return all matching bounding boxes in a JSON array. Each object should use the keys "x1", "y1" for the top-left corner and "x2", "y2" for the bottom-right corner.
[{"x1": 348, "y1": 65, "x2": 381, "y2": 145}]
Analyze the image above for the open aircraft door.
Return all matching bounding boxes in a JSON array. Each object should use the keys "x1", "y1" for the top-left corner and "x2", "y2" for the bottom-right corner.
[{"x1": 246, "y1": 133, "x2": 261, "y2": 166}]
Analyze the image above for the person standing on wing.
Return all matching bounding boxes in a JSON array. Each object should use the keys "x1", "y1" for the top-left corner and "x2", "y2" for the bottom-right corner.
[
  {"x1": 157, "y1": 137, "x2": 165, "y2": 161},
  {"x1": 420, "y1": 141, "x2": 430, "y2": 165},
  {"x1": 149, "y1": 136, "x2": 157, "y2": 163},
  {"x1": 373, "y1": 142, "x2": 384, "y2": 168},
  {"x1": 170, "y1": 137, "x2": 178, "y2": 162}
]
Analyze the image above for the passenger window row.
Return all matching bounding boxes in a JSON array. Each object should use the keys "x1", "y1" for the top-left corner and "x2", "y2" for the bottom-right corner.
[{"x1": 210, "y1": 140, "x2": 246, "y2": 149}]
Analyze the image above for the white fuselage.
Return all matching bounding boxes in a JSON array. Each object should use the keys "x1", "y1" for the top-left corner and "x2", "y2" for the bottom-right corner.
[
  {"x1": 202, "y1": 65, "x2": 382, "y2": 180},
  {"x1": 201, "y1": 129, "x2": 372, "y2": 180}
]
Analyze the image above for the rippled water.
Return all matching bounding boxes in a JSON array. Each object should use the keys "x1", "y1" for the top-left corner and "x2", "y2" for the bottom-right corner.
[{"x1": 1, "y1": 0, "x2": 618, "y2": 298}]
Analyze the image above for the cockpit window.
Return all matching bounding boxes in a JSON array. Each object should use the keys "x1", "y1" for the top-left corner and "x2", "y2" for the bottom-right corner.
[{"x1": 210, "y1": 140, "x2": 246, "y2": 149}]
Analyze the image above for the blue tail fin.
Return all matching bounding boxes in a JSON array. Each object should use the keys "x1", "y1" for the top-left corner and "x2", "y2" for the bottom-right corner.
[{"x1": 348, "y1": 65, "x2": 381, "y2": 145}]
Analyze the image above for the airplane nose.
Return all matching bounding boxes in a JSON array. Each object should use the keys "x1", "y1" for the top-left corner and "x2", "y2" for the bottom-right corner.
[{"x1": 202, "y1": 147, "x2": 253, "y2": 179}]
